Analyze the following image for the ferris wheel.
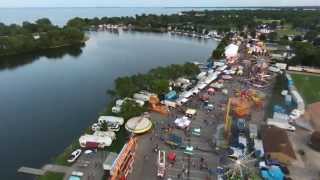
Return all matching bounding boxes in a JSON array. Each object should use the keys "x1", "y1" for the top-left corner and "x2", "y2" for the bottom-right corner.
[{"x1": 221, "y1": 151, "x2": 257, "y2": 179}]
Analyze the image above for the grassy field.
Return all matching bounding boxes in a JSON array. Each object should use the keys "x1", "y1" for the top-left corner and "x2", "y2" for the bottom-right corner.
[
  {"x1": 38, "y1": 172, "x2": 64, "y2": 180},
  {"x1": 291, "y1": 73, "x2": 320, "y2": 104}
]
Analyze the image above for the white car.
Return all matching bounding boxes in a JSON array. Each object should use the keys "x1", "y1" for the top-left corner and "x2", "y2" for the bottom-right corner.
[
  {"x1": 67, "y1": 149, "x2": 82, "y2": 163},
  {"x1": 107, "y1": 123, "x2": 120, "y2": 132},
  {"x1": 91, "y1": 123, "x2": 101, "y2": 132},
  {"x1": 71, "y1": 171, "x2": 84, "y2": 177}
]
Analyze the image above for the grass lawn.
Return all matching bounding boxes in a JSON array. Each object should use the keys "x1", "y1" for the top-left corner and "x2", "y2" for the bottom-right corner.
[
  {"x1": 291, "y1": 73, "x2": 320, "y2": 104},
  {"x1": 275, "y1": 24, "x2": 302, "y2": 37},
  {"x1": 38, "y1": 172, "x2": 64, "y2": 180}
]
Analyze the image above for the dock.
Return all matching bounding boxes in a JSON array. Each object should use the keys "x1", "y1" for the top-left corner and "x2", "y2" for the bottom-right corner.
[{"x1": 17, "y1": 166, "x2": 46, "y2": 176}]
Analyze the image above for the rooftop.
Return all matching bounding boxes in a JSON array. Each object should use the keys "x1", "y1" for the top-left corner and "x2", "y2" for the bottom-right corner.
[{"x1": 261, "y1": 126, "x2": 296, "y2": 160}]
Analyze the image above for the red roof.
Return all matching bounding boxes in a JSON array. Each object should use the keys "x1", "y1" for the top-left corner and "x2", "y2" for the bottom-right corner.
[{"x1": 86, "y1": 141, "x2": 99, "y2": 149}]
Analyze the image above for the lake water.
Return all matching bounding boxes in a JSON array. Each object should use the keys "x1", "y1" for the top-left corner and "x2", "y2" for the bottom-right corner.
[
  {"x1": 0, "y1": 7, "x2": 259, "y2": 26},
  {"x1": 0, "y1": 30, "x2": 218, "y2": 180}
]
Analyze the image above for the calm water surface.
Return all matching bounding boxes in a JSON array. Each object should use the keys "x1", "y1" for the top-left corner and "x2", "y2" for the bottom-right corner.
[{"x1": 0, "y1": 30, "x2": 218, "y2": 180}]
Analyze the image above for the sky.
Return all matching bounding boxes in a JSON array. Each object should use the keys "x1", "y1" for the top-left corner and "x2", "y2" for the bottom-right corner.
[{"x1": 0, "y1": 0, "x2": 320, "y2": 8}]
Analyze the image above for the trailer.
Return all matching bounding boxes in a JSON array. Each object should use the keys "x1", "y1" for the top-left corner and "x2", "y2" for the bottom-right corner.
[
  {"x1": 267, "y1": 118, "x2": 296, "y2": 131},
  {"x1": 157, "y1": 150, "x2": 166, "y2": 178}
]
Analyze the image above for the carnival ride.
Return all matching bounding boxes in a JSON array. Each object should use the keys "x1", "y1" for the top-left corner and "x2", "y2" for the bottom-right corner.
[
  {"x1": 149, "y1": 95, "x2": 169, "y2": 115},
  {"x1": 224, "y1": 89, "x2": 265, "y2": 145},
  {"x1": 220, "y1": 151, "x2": 257, "y2": 180},
  {"x1": 125, "y1": 115, "x2": 152, "y2": 134},
  {"x1": 111, "y1": 137, "x2": 137, "y2": 180}
]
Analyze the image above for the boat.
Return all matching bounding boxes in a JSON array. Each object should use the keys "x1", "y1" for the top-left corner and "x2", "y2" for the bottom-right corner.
[{"x1": 67, "y1": 149, "x2": 82, "y2": 163}]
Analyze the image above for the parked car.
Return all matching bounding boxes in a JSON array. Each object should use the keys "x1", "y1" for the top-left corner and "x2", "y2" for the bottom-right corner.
[
  {"x1": 71, "y1": 171, "x2": 84, "y2": 177},
  {"x1": 107, "y1": 122, "x2": 120, "y2": 132},
  {"x1": 67, "y1": 149, "x2": 82, "y2": 163},
  {"x1": 91, "y1": 123, "x2": 101, "y2": 131}
]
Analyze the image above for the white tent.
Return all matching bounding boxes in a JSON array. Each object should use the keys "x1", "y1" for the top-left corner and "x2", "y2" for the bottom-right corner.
[
  {"x1": 181, "y1": 91, "x2": 193, "y2": 98},
  {"x1": 197, "y1": 83, "x2": 207, "y2": 90},
  {"x1": 174, "y1": 116, "x2": 191, "y2": 128},
  {"x1": 93, "y1": 131, "x2": 116, "y2": 140},
  {"x1": 225, "y1": 44, "x2": 239, "y2": 58}
]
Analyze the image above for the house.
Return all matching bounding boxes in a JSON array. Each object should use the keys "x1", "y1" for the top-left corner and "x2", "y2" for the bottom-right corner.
[{"x1": 261, "y1": 126, "x2": 296, "y2": 164}]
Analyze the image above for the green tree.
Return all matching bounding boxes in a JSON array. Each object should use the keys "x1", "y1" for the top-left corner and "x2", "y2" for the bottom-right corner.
[
  {"x1": 304, "y1": 30, "x2": 319, "y2": 42},
  {"x1": 66, "y1": 17, "x2": 88, "y2": 30},
  {"x1": 118, "y1": 101, "x2": 146, "y2": 120},
  {"x1": 267, "y1": 32, "x2": 278, "y2": 42}
]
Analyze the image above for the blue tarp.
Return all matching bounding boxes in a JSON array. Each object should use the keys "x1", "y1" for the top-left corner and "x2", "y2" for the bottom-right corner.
[
  {"x1": 261, "y1": 166, "x2": 284, "y2": 180},
  {"x1": 165, "y1": 91, "x2": 177, "y2": 100},
  {"x1": 288, "y1": 80, "x2": 294, "y2": 86}
]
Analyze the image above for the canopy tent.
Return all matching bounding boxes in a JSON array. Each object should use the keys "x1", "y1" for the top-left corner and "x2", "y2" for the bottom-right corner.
[
  {"x1": 181, "y1": 91, "x2": 193, "y2": 98},
  {"x1": 190, "y1": 88, "x2": 200, "y2": 95},
  {"x1": 192, "y1": 128, "x2": 201, "y2": 136},
  {"x1": 197, "y1": 83, "x2": 207, "y2": 90},
  {"x1": 167, "y1": 151, "x2": 176, "y2": 161},
  {"x1": 165, "y1": 91, "x2": 177, "y2": 100},
  {"x1": 207, "y1": 88, "x2": 215, "y2": 93},
  {"x1": 186, "y1": 108, "x2": 197, "y2": 117},
  {"x1": 261, "y1": 166, "x2": 284, "y2": 180},
  {"x1": 222, "y1": 75, "x2": 233, "y2": 80},
  {"x1": 210, "y1": 82, "x2": 224, "y2": 89},
  {"x1": 225, "y1": 44, "x2": 239, "y2": 58},
  {"x1": 174, "y1": 116, "x2": 191, "y2": 128},
  {"x1": 184, "y1": 146, "x2": 194, "y2": 155}
]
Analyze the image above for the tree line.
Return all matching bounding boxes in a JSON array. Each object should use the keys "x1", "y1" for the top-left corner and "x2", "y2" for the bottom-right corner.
[
  {"x1": 66, "y1": 9, "x2": 320, "y2": 33},
  {"x1": 109, "y1": 63, "x2": 200, "y2": 98},
  {"x1": 0, "y1": 18, "x2": 85, "y2": 56},
  {"x1": 1, "y1": 9, "x2": 320, "y2": 58}
]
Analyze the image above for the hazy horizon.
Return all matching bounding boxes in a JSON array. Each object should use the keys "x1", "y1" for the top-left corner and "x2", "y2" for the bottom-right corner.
[{"x1": 1, "y1": 0, "x2": 320, "y2": 8}]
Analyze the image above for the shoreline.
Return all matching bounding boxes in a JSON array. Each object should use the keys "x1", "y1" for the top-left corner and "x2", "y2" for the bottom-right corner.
[{"x1": 0, "y1": 38, "x2": 88, "y2": 58}]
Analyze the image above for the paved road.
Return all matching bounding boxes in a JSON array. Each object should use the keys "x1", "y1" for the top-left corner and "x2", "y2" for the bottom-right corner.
[{"x1": 62, "y1": 151, "x2": 108, "y2": 180}]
